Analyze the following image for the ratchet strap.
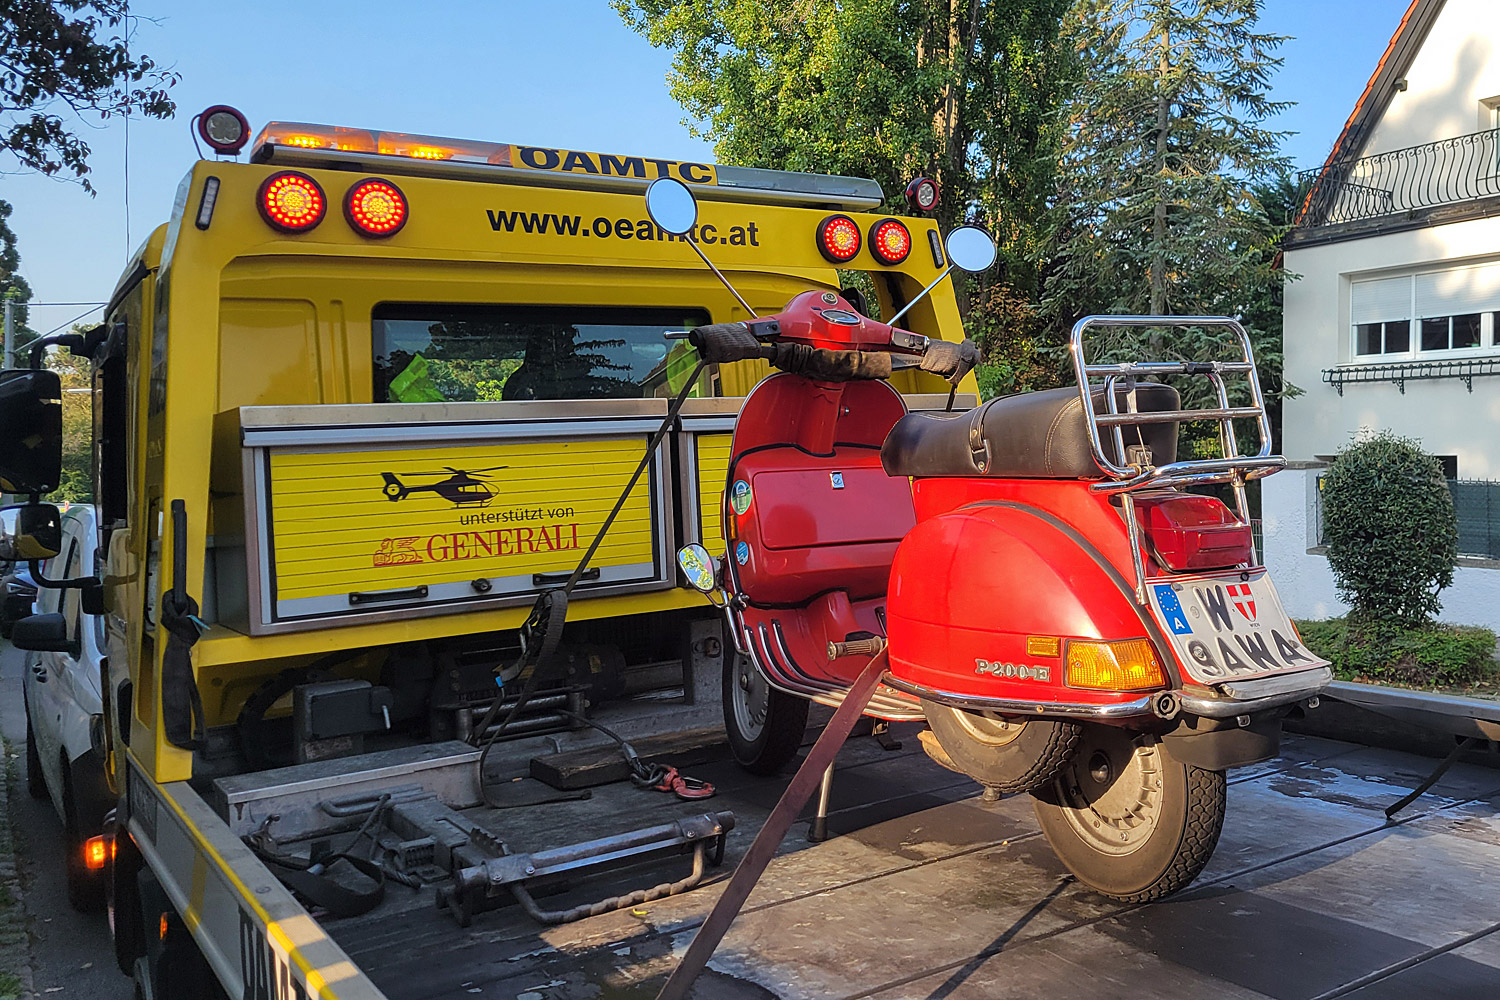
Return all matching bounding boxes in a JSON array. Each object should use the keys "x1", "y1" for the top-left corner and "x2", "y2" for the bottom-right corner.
[
  {"x1": 248, "y1": 845, "x2": 387, "y2": 919},
  {"x1": 159, "y1": 588, "x2": 207, "y2": 751}
]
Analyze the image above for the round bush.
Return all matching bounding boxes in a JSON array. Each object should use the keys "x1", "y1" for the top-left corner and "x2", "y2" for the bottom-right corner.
[{"x1": 1321, "y1": 431, "x2": 1457, "y2": 625}]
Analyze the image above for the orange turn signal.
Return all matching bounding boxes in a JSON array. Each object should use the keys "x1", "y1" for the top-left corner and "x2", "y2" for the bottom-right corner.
[
  {"x1": 1026, "y1": 635, "x2": 1061, "y2": 658},
  {"x1": 1065, "y1": 639, "x2": 1167, "y2": 691},
  {"x1": 84, "y1": 835, "x2": 110, "y2": 871}
]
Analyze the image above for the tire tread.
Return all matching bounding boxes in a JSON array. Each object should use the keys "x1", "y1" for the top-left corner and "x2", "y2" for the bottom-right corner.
[{"x1": 1109, "y1": 765, "x2": 1227, "y2": 903}]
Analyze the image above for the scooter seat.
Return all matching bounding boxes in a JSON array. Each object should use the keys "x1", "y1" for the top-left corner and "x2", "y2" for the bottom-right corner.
[{"x1": 880, "y1": 384, "x2": 1180, "y2": 479}]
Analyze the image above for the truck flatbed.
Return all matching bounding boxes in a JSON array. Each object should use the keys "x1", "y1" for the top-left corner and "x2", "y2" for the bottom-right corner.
[{"x1": 298, "y1": 728, "x2": 1500, "y2": 1000}]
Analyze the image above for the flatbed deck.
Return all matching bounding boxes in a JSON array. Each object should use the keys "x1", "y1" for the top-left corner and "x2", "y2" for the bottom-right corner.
[{"x1": 307, "y1": 726, "x2": 1500, "y2": 1000}]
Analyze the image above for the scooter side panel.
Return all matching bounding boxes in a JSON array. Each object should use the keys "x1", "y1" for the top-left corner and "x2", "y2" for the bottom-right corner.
[{"x1": 885, "y1": 499, "x2": 1166, "y2": 710}]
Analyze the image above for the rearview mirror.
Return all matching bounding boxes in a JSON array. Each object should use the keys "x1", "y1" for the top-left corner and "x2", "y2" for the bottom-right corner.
[
  {"x1": 0, "y1": 369, "x2": 63, "y2": 495},
  {"x1": 0, "y1": 503, "x2": 62, "y2": 561},
  {"x1": 944, "y1": 226, "x2": 998, "y2": 273},
  {"x1": 676, "y1": 543, "x2": 719, "y2": 593},
  {"x1": 11, "y1": 612, "x2": 70, "y2": 652},
  {"x1": 645, "y1": 177, "x2": 699, "y2": 236}
]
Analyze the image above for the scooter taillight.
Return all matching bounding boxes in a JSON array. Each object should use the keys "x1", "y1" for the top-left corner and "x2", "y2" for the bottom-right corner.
[{"x1": 1132, "y1": 493, "x2": 1252, "y2": 572}]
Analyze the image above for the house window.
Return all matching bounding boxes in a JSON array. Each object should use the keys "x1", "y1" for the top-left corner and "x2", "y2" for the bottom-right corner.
[
  {"x1": 1351, "y1": 264, "x2": 1500, "y2": 359},
  {"x1": 1351, "y1": 275, "x2": 1413, "y2": 357}
]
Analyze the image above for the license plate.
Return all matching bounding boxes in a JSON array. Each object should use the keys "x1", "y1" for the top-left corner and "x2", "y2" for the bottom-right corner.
[{"x1": 1146, "y1": 569, "x2": 1329, "y2": 685}]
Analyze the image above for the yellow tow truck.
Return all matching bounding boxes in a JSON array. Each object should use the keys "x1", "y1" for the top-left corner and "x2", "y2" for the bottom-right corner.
[{"x1": 0, "y1": 108, "x2": 974, "y2": 999}]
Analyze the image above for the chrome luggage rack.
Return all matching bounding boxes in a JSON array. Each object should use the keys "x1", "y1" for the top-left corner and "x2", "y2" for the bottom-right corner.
[{"x1": 1069, "y1": 315, "x2": 1286, "y2": 600}]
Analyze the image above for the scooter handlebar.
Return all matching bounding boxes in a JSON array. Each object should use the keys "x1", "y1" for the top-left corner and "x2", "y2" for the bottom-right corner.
[
  {"x1": 687, "y1": 320, "x2": 977, "y2": 386},
  {"x1": 918, "y1": 338, "x2": 981, "y2": 384},
  {"x1": 687, "y1": 322, "x2": 774, "y2": 363}
]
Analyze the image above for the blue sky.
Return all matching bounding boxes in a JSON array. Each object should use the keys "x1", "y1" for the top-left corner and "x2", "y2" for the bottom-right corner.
[{"x1": 7, "y1": 0, "x2": 1414, "y2": 337}]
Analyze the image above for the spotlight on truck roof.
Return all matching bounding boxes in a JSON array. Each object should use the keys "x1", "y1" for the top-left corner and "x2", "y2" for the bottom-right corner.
[
  {"x1": 197, "y1": 105, "x2": 251, "y2": 156},
  {"x1": 905, "y1": 176, "x2": 939, "y2": 213}
]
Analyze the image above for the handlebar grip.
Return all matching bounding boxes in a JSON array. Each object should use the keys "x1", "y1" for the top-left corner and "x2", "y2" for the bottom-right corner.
[
  {"x1": 827, "y1": 637, "x2": 886, "y2": 660},
  {"x1": 687, "y1": 322, "x2": 771, "y2": 363},
  {"x1": 919, "y1": 338, "x2": 981, "y2": 383}
]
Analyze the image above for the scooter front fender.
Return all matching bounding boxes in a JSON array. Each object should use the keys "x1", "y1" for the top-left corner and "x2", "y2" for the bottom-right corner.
[{"x1": 885, "y1": 499, "x2": 1177, "y2": 712}]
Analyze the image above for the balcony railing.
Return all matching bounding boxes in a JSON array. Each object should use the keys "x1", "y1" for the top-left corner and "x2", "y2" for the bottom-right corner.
[{"x1": 1297, "y1": 128, "x2": 1500, "y2": 229}]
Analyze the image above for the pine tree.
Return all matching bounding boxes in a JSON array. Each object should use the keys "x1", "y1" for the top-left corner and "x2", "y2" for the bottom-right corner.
[{"x1": 1042, "y1": 0, "x2": 1291, "y2": 373}]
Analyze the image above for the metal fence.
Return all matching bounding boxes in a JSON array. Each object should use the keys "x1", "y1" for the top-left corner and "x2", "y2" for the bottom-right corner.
[
  {"x1": 1451, "y1": 479, "x2": 1500, "y2": 560},
  {"x1": 1297, "y1": 128, "x2": 1500, "y2": 228},
  {"x1": 1310, "y1": 477, "x2": 1499, "y2": 558}
]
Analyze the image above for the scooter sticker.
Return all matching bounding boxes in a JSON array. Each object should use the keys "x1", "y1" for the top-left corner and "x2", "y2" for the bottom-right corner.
[
  {"x1": 730, "y1": 480, "x2": 753, "y2": 516},
  {"x1": 735, "y1": 541, "x2": 750, "y2": 565},
  {"x1": 1152, "y1": 584, "x2": 1194, "y2": 635}
]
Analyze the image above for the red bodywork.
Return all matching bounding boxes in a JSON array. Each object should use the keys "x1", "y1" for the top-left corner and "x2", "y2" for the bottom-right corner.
[
  {"x1": 725, "y1": 373, "x2": 911, "y2": 695},
  {"x1": 884, "y1": 478, "x2": 1177, "y2": 711},
  {"x1": 719, "y1": 296, "x2": 1257, "y2": 718}
]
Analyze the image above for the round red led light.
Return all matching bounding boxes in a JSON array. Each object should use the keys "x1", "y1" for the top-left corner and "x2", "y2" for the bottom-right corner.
[
  {"x1": 869, "y1": 218, "x2": 912, "y2": 265},
  {"x1": 257, "y1": 171, "x2": 326, "y2": 233},
  {"x1": 344, "y1": 178, "x2": 408, "y2": 237},
  {"x1": 816, "y1": 214, "x2": 862, "y2": 263}
]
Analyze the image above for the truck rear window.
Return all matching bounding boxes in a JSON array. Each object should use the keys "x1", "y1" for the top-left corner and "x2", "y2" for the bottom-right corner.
[{"x1": 372, "y1": 303, "x2": 712, "y2": 402}]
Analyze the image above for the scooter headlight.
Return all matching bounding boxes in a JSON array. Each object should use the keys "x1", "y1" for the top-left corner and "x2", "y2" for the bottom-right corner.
[{"x1": 1064, "y1": 638, "x2": 1166, "y2": 691}]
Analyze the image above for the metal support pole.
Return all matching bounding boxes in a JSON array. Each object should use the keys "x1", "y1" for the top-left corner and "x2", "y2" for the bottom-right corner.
[
  {"x1": 656, "y1": 653, "x2": 887, "y2": 1000},
  {"x1": 3, "y1": 298, "x2": 13, "y2": 369},
  {"x1": 807, "y1": 764, "x2": 834, "y2": 843}
]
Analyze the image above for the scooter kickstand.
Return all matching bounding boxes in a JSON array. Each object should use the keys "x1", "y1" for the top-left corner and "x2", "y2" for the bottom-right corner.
[
  {"x1": 872, "y1": 719, "x2": 903, "y2": 751},
  {"x1": 807, "y1": 764, "x2": 835, "y2": 843}
]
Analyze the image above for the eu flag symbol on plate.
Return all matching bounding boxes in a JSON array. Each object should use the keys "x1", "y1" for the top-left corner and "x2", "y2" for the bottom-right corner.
[{"x1": 1153, "y1": 584, "x2": 1194, "y2": 635}]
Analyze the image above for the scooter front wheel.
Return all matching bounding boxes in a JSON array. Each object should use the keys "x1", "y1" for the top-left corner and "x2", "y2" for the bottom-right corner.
[
  {"x1": 722, "y1": 624, "x2": 809, "y2": 775},
  {"x1": 921, "y1": 702, "x2": 1081, "y2": 795},
  {"x1": 1031, "y1": 724, "x2": 1225, "y2": 902}
]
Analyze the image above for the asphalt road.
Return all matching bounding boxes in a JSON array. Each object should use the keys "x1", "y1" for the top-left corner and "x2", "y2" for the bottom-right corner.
[{"x1": 0, "y1": 641, "x2": 130, "y2": 1000}]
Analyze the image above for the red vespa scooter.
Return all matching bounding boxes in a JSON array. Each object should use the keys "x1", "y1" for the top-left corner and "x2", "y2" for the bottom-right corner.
[{"x1": 649, "y1": 178, "x2": 1331, "y2": 904}]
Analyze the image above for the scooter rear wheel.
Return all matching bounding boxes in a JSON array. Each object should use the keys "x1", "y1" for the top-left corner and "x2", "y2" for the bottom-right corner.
[
  {"x1": 722, "y1": 623, "x2": 809, "y2": 775},
  {"x1": 1031, "y1": 724, "x2": 1225, "y2": 902},
  {"x1": 921, "y1": 702, "x2": 1081, "y2": 795}
]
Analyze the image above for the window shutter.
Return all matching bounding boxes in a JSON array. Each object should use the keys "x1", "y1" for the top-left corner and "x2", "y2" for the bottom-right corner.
[
  {"x1": 1414, "y1": 263, "x2": 1500, "y2": 318},
  {"x1": 1351, "y1": 276, "x2": 1411, "y2": 325}
]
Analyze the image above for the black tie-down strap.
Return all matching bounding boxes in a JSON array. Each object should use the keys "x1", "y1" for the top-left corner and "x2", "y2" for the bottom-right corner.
[
  {"x1": 159, "y1": 588, "x2": 207, "y2": 751},
  {"x1": 250, "y1": 847, "x2": 387, "y2": 919}
]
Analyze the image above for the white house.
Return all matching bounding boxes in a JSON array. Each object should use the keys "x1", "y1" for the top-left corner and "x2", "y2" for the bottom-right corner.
[{"x1": 1267, "y1": 0, "x2": 1500, "y2": 628}]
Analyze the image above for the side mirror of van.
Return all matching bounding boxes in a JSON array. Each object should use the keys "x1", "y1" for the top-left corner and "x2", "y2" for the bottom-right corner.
[
  {"x1": 0, "y1": 503, "x2": 63, "y2": 561},
  {"x1": 0, "y1": 369, "x2": 64, "y2": 495},
  {"x1": 11, "y1": 612, "x2": 70, "y2": 652}
]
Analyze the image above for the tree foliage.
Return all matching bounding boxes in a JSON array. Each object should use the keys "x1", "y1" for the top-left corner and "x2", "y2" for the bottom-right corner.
[
  {"x1": 1039, "y1": 0, "x2": 1289, "y2": 402},
  {"x1": 1321, "y1": 431, "x2": 1457, "y2": 626},
  {"x1": 614, "y1": 0, "x2": 1072, "y2": 363},
  {"x1": 45, "y1": 340, "x2": 92, "y2": 503},
  {"x1": 0, "y1": 197, "x2": 32, "y2": 339},
  {"x1": 1, "y1": 1, "x2": 177, "y2": 192}
]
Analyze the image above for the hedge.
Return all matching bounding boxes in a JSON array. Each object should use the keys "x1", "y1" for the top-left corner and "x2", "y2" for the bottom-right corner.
[{"x1": 1295, "y1": 618, "x2": 1498, "y2": 689}]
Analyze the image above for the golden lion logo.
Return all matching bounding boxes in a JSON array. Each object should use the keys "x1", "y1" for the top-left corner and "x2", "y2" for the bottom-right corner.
[{"x1": 374, "y1": 537, "x2": 423, "y2": 567}]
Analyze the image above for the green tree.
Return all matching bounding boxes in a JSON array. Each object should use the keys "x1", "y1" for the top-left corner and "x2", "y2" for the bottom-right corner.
[
  {"x1": 614, "y1": 0, "x2": 1072, "y2": 369},
  {"x1": 1321, "y1": 431, "x2": 1457, "y2": 626},
  {"x1": 44, "y1": 338, "x2": 92, "y2": 503},
  {"x1": 0, "y1": 198, "x2": 33, "y2": 344},
  {"x1": 2, "y1": 1, "x2": 178, "y2": 192},
  {"x1": 1041, "y1": 0, "x2": 1290, "y2": 376}
]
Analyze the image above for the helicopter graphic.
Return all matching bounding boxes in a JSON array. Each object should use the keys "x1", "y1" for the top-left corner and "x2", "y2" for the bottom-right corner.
[{"x1": 380, "y1": 466, "x2": 509, "y2": 507}]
